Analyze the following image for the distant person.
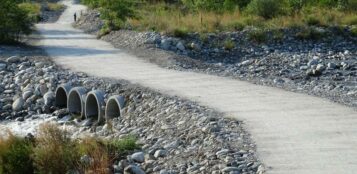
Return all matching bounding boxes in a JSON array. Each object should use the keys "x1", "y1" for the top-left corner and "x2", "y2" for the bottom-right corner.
[{"x1": 74, "y1": 12, "x2": 77, "y2": 22}]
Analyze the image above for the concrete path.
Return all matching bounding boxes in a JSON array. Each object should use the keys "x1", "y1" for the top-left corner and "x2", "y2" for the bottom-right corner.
[{"x1": 32, "y1": 1, "x2": 357, "y2": 173}]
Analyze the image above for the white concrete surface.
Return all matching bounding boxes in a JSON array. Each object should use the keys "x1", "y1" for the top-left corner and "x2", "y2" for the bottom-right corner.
[{"x1": 32, "y1": 0, "x2": 357, "y2": 173}]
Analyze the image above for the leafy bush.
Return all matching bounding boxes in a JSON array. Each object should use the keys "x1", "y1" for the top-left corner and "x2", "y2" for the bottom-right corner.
[
  {"x1": 18, "y1": 2, "x2": 41, "y2": 22},
  {"x1": 248, "y1": 29, "x2": 267, "y2": 43},
  {"x1": 99, "y1": 0, "x2": 137, "y2": 30},
  {"x1": 47, "y1": 3, "x2": 65, "y2": 11},
  {"x1": 171, "y1": 28, "x2": 189, "y2": 37},
  {"x1": 295, "y1": 27, "x2": 325, "y2": 40},
  {"x1": 0, "y1": 133, "x2": 34, "y2": 174},
  {"x1": 304, "y1": 15, "x2": 322, "y2": 26},
  {"x1": 0, "y1": 0, "x2": 33, "y2": 43},
  {"x1": 223, "y1": 39, "x2": 235, "y2": 50},
  {"x1": 107, "y1": 135, "x2": 140, "y2": 157},
  {"x1": 351, "y1": 27, "x2": 357, "y2": 37},
  {"x1": 245, "y1": 0, "x2": 287, "y2": 19}
]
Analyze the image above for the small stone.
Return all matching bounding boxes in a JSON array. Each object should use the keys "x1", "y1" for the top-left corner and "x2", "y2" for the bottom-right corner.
[
  {"x1": 43, "y1": 91, "x2": 55, "y2": 106},
  {"x1": 316, "y1": 64, "x2": 325, "y2": 72},
  {"x1": 307, "y1": 59, "x2": 319, "y2": 66},
  {"x1": 131, "y1": 152, "x2": 145, "y2": 163},
  {"x1": 222, "y1": 167, "x2": 239, "y2": 172},
  {"x1": 176, "y1": 42, "x2": 185, "y2": 51},
  {"x1": 22, "y1": 91, "x2": 33, "y2": 100},
  {"x1": 0, "y1": 63, "x2": 6, "y2": 70},
  {"x1": 154, "y1": 149, "x2": 167, "y2": 158},
  {"x1": 6, "y1": 56, "x2": 20, "y2": 63},
  {"x1": 124, "y1": 165, "x2": 145, "y2": 174},
  {"x1": 12, "y1": 97, "x2": 24, "y2": 111},
  {"x1": 15, "y1": 117, "x2": 24, "y2": 122},
  {"x1": 327, "y1": 62, "x2": 337, "y2": 69}
]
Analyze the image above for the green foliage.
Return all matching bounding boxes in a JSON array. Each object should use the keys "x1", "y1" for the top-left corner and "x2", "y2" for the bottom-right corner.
[
  {"x1": 248, "y1": 29, "x2": 267, "y2": 43},
  {"x1": 0, "y1": 134, "x2": 34, "y2": 174},
  {"x1": 228, "y1": 21, "x2": 246, "y2": 31},
  {"x1": 304, "y1": 15, "x2": 322, "y2": 26},
  {"x1": 245, "y1": 0, "x2": 287, "y2": 19},
  {"x1": 295, "y1": 27, "x2": 325, "y2": 40},
  {"x1": 0, "y1": 0, "x2": 33, "y2": 43},
  {"x1": 107, "y1": 135, "x2": 140, "y2": 156},
  {"x1": 18, "y1": 2, "x2": 41, "y2": 22},
  {"x1": 99, "y1": 0, "x2": 137, "y2": 30},
  {"x1": 351, "y1": 27, "x2": 357, "y2": 37},
  {"x1": 171, "y1": 28, "x2": 189, "y2": 37},
  {"x1": 223, "y1": 39, "x2": 235, "y2": 50},
  {"x1": 81, "y1": 0, "x2": 100, "y2": 8}
]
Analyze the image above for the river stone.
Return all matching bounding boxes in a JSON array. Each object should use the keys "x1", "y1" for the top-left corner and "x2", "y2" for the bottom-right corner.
[
  {"x1": 6, "y1": 56, "x2": 20, "y2": 63},
  {"x1": 124, "y1": 165, "x2": 145, "y2": 174},
  {"x1": 176, "y1": 42, "x2": 185, "y2": 51},
  {"x1": 12, "y1": 97, "x2": 24, "y2": 111},
  {"x1": 131, "y1": 152, "x2": 145, "y2": 163},
  {"x1": 154, "y1": 149, "x2": 167, "y2": 158},
  {"x1": 0, "y1": 63, "x2": 6, "y2": 70},
  {"x1": 43, "y1": 91, "x2": 55, "y2": 106},
  {"x1": 22, "y1": 91, "x2": 33, "y2": 100}
]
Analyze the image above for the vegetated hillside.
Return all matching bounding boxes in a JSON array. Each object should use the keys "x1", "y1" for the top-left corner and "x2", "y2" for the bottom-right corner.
[
  {"x1": 0, "y1": 0, "x2": 64, "y2": 44},
  {"x1": 80, "y1": 0, "x2": 357, "y2": 35}
]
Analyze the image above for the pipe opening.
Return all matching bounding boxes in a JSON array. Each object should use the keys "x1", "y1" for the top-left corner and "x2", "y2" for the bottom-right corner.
[
  {"x1": 85, "y1": 94, "x2": 99, "y2": 120},
  {"x1": 55, "y1": 87, "x2": 67, "y2": 108},
  {"x1": 106, "y1": 99, "x2": 120, "y2": 119},
  {"x1": 68, "y1": 92, "x2": 82, "y2": 115},
  {"x1": 105, "y1": 95, "x2": 125, "y2": 121},
  {"x1": 85, "y1": 90, "x2": 105, "y2": 123},
  {"x1": 67, "y1": 87, "x2": 87, "y2": 118}
]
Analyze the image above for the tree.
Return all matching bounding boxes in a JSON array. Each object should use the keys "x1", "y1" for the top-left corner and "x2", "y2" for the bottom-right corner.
[
  {"x1": 99, "y1": 0, "x2": 137, "y2": 30},
  {"x1": 0, "y1": 0, "x2": 33, "y2": 43}
]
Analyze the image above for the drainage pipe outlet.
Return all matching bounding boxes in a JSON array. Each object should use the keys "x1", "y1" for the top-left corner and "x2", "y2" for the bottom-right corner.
[
  {"x1": 67, "y1": 87, "x2": 87, "y2": 118},
  {"x1": 55, "y1": 83, "x2": 72, "y2": 108},
  {"x1": 105, "y1": 95, "x2": 125, "y2": 121},
  {"x1": 85, "y1": 90, "x2": 106, "y2": 123}
]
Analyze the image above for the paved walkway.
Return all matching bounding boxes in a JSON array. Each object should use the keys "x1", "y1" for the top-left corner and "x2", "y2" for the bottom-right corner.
[{"x1": 33, "y1": 1, "x2": 357, "y2": 173}]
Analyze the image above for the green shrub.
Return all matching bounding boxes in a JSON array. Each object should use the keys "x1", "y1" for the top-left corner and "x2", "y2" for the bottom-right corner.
[
  {"x1": 351, "y1": 27, "x2": 357, "y2": 37},
  {"x1": 107, "y1": 135, "x2": 140, "y2": 157},
  {"x1": 0, "y1": 0, "x2": 33, "y2": 43},
  {"x1": 223, "y1": 39, "x2": 235, "y2": 50},
  {"x1": 304, "y1": 15, "x2": 322, "y2": 26},
  {"x1": 47, "y1": 3, "x2": 65, "y2": 11},
  {"x1": 228, "y1": 21, "x2": 246, "y2": 31},
  {"x1": 18, "y1": 2, "x2": 41, "y2": 22},
  {"x1": 248, "y1": 29, "x2": 267, "y2": 43},
  {"x1": 245, "y1": 0, "x2": 287, "y2": 19},
  {"x1": 295, "y1": 27, "x2": 325, "y2": 40},
  {"x1": 343, "y1": 16, "x2": 357, "y2": 25},
  {"x1": 0, "y1": 133, "x2": 34, "y2": 174},
  {"x1": 171, "y1": 28, "x2": 189, "y2": 38},
  {"x1": 99, "y1": 0, "x2": 137, "y2": 30}
]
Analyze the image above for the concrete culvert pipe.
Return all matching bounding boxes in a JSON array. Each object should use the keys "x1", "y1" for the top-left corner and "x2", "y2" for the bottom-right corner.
[
  {"x1": 67, "y1": 87, "x2": 87, "y2": 118},
  {"x1": 105, "y1": 95, "x2": 125, "y2": 121},
  {"x1": 55, "y1": 83, "x2": 72, "y2": 108},
  {"x1": 85, "y1": 90, "x2": 105, "y2": 123}
]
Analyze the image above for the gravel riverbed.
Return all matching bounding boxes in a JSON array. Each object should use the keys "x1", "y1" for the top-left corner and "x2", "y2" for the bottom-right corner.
[
  {"x1": 76, "y1": 10, "x2": 357, "y2": 108},
  {"x1": 0, "y1": 45, "x2": 262, "y2": 174}
]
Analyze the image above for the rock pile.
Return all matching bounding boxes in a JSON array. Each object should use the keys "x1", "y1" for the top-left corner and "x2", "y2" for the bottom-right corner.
[{"x1": 0, "y1": 46, "x2": 262, "y2": 174}]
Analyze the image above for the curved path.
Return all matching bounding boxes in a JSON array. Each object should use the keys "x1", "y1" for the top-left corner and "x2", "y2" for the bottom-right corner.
[{"x1": 32, "y1": 1, "x2": 357, "y2": 173}]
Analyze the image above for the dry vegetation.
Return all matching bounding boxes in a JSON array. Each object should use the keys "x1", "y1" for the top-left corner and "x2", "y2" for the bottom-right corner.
[{"x1": 0, "y1": 123, "x2": 140, "y2": 174}]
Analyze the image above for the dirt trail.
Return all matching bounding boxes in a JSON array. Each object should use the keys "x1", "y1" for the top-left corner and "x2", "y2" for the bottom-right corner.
[{"x1": 32, "y1": 0, "x2": 357, "y2": 173}]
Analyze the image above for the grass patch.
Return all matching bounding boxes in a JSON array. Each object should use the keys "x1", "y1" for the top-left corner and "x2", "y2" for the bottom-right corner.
[
  {"x1": 248, "y1": 29, "x2": 267, "y2": 43},
  {"x1": 223, "y1": 39, "x2": 235, "y2": 50},
  {"x1": 0, "y1": 123, "x2": 140, "y2": 174}
]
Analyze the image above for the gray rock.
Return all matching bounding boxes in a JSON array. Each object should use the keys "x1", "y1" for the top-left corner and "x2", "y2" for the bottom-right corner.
[
  {"x1": 222, "y1": 167, "x2": 239, "y2": 172},
  {"x1": 0, "y1": 63, "x2": 6, "y2": 70},
  {"x1": 124, "y1": 165, "x2": 145, "y2": 174},
  {"x1": 161, "y1": 39, "x2": 171, "y2": 50},
  {"x1": 12, "y1": 97, "x2": 24, "y2": 111},
  {"x1": 6, "y1": 56, "x2": 20, "y2": 63},
  {"x1": 131, "y1": 152, "x2": 145, "y2": 163},
  {"x1": 176, "y1": 42, "x2": 185, "y2": 51},
  {"x1": 43, "y1": 91, "x2": 55, "y2": 106},
  {"x1": 154, "y1": 149, "x2": 167, "y2": 158},
  {"x1": 307, "y1": 59, "x2": 319, "y2": 66},
  {"x1": 22, "y1": 91, "x2": 33, "y2": 100},
  {"x1": 316, "y1": 64, "x2": 325, "y2": 72},
  {"x1": 327, "y1": 62, "x2": 337, "y2": 69}
]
